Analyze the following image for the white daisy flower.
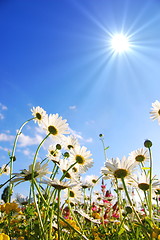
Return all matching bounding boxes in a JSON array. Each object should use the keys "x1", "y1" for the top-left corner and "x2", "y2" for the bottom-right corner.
[
  {"x1": 39, "y1": 177, "x2": 77, "y2": 190},
  {"x1": 129, "y1": 148, "x2": 149, "y2": 163},
  {"x1": 150, "y1": 100, "x2": 160, "y2": 124},
  {"x1": 69, "y1": 146, "x2": 93, "y2": 173},
  {"x1": 62, "y1": 135, "x2": 80, "y2": 151},
  {"x1": 31, "y1": 106, "x2": 47, "y2": 125},
  {"x1": 47, "y1": 144, "x2": 61, "y2": 163},
  {"x1": 12, "y1": 162, "x2": 50, "y2": 185},
  {"x1": 59, "y1": 159, "x2": 80, "y2": 181},
  {"x1": 1, "y1": 164, "x2": 10, "y2": 175},
  {"x1": 82, "y1": 175, "x2": 100, "y2": 188},
  {"x1": 64, "y1": 185, "x2": 82, "y2": 203},
  {"x1": 43, "y1": 114, "x2": 69, "y2": 142},
  {"x1": 101, "y1": 156, "x2": 137, "y2": 180},
  {"x1": 134, "y1": 172, "x2": 160, "y2": 191}
]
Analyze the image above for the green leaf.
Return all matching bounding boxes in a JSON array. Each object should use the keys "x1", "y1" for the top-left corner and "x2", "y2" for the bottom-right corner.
[
  {"x1": 118, "y1": 227, "x2": 125, "y2": 235},
  {"x1": 104, "y1": 146, "x2": 109, "y2": 150}
]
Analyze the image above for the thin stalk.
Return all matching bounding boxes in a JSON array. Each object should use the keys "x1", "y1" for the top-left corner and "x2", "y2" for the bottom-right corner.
[
  {"x1": 57, "y1": 190, "x2": 61, "y2": 240},
  {"x1": 32, "y1": 183, "x2": 46, "y2": 240},
  {"x1": 148, "y1": 147, "x2": 153, "y2": 219},
  {"x1": 8, "y1": 117, "x2": 35, "y2": 202},
  {"x1": 100, "y1": 136, "x2": 107, "y2": 161},
  {"x1": 121, "y1": 177, "x2": 142, "y2": 224}
]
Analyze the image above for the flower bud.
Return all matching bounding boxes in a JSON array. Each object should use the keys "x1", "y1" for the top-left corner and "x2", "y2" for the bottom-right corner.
[
  {"x1": 99, "y1": 134, "x2": 103, "y2": 138},
  {"x1": 63, "y1": 152, "x2": 69, "y2": 158},
  {"x1": 144, "y1": 139, "x2": 152, "y2": 148},
  {"x1": 125, "y1": 206, "x2": 132, "y2": 214},
  {"x1": 56, "y1": 144, "x2": 61, "y2": 150}
]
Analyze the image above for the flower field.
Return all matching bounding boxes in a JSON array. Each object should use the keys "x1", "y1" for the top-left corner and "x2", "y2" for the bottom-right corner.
[{"x1": 0, "y1": 101, "x2": 160, "y2": 240}]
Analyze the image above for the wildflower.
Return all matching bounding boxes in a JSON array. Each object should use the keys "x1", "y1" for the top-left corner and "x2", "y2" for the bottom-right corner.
[
  {"x1": 64, "y1": 185, "x2": 82, "y2": 203},
  {"x1": 59, "y1": 158, "x2": 80, "y2": 181},
  {"x1": 129, "y1": 148, "x2": 149, "y2": 163},
  {"x1": 150, "y1": 100, "x2": 160, "y2": 124},
  {"x1": 0, "y1": 233, "x2": 10, "y2": 240},
  {"x1": 31, "y1": 106, "x2": 47, "y2": 125},
  {"x1": 135, "y1": 172, "x2": 160, "y2": 191},
  {"x1": 84, "y1": 175, "x2": 100, "y2": 187},
  {"x1": 12, "y1": 162, "x2": 50, "y2": 185},
  {"x1": 101, "y1": 156, "x2": 137, "y2": 180},
  {"x1": 0, "y1": 202, "x2": 20, "y2": 214},
  {"x1": 39, "y1": 178, "x2": 77, "y2": 190},
  {"x1": 69, "y1": 146, "x2": 93, "y2": 173},
  {"x1": 47, "y1": 144, "x2": 61, "y2": 163},
  {"x1": 43, "y1": 114, "x2": 69, "y2": 141},
  {"x1": 62, "y1": 135, "x2": 80, "y2": 151},
  {"x1": 1, "y1": 164, "x2": 10, "y2": 175}
]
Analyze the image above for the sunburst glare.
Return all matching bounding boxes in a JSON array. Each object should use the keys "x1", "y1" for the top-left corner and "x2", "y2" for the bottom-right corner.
[{"x1": 111, "y1": 34, "x2": 131, "y2": 53}]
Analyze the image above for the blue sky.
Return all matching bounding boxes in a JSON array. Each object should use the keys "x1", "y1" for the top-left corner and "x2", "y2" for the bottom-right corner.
[{"x1": 1, "y1": 0, "x2": 160, "y2": 197}]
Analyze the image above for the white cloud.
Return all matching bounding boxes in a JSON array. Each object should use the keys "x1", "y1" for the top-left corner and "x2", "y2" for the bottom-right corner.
[
  {"x1": 18, "y1": 133, "x2": 43, "y2": 147},
  {"x1": 0, "y1": 146, "x2": 10, "y2": 152},
  {"x1": 0, "y1": 133, "x2": 14, "y2": 142},
  {"x1": 69, "y1": 105, "x2": 77, "y2": 110},
  {"x1": 85, "y1": 138, "x2": 93, "y2": 143},
  {"x1": 69, "y1": 128, "x2": 93, "y2": 144},
  {"x1": 0, "y1": 113, "x2": 4, "y2": 120},
  {"x1": 0, "y1": 103, "x2": 7, "y2": 110},
  {"x1": 85, "y1": 120, "x2": 95, "y2": 125},
  {"x1": 69, "y1": 128, "x2": 83, "y2": 140},
  {"x1": 23, "y1": 149, "x2": 31, "y2": 156}
]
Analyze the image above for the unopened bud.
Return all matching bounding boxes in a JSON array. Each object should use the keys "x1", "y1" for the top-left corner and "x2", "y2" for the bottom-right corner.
[
  {"x1": 125, "y1": 206, "x2": 132, "y2": 214},
  {"x1": 56, "y1": 144, "x2": 61, "y2": 150},
  {"x1": 144, "y1": 139, "x2": 152, "y2": 148}
]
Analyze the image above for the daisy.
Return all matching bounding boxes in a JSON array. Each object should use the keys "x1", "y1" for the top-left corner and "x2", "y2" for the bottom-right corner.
[
  {"x1": 150, "y1": 100, "x2": 160, "y2": 124},
  {"x1": 129, "y1": 148, "x2": 149, "y2": 163},
  {"x1": 31, "y1": 106, "x2": 47, "y2": 125},
  {"x1": 43, "y1": 114, "x2": 69, "y2": 142},
  {"x1": 134, "y1": 172, "x2": 160, "y2": 191},
  {"x1": 62, "y1": 135, "x2": 80, "y2": 151},
  {"x1": 59, "y1": 159, "x2": 80, "y2": 181},
  {"x1": 12, "y1": 162, "x2": 50, "y2": 185},
  {"x1": 64, "y1": 185, "x2": 82, "y2": 203},
  {"x1": 101, "y1": 156, "x2": 137, "y2": 180},
  {"x1": 47, "y1": 144, "x2": 61, "y2": 163},
  {"x1": 69, "y1": 146, "x2": 93, "y2": 173},
  {"x1": 83, "y1": 175, "x2": 100, "y2": 187},
  {"x1": 39, "y1": 178, "x2": 77, "y2": 190}
]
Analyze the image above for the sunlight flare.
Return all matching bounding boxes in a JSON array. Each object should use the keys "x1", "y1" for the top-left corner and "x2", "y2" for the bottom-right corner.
[{"x1": 111, "y1": 34, "x2": 130, "y2": 53}]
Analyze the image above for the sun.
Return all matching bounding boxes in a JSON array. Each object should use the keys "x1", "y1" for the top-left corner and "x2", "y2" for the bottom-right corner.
[{"x1": 111, "y1": 34, "x2": 130, "y2": 53}]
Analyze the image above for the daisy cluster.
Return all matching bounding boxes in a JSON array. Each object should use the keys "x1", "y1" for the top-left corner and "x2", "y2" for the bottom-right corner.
[
  {"x1": 0, "y1": 101, "x2": 160, "y2": 240},
  {"x1": 12, "y1": 106, "x2": 96, "y2": 204}
]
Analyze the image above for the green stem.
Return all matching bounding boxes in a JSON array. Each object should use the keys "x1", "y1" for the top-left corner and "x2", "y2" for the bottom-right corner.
[
  {"x1": 57, "y1": 190, "x2": 61, "y2": 240},
  {"x1": 121, "y1": 177, "x2": 142, "y2": 224},
  {"x1": 8, "y1": 117, "x2": 35, "y2": 202},
  {"x1": 148, "y1": 147, "x2": 153, "y2": 219}
]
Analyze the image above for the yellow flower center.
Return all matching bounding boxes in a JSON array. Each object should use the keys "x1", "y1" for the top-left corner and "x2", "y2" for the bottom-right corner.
[
  {"x1": 135, "y1": 155, "x2": 145, "y2": 162},
  {"x1": 48, "y1": 125, "x2": 58, "y2": 135},
  {"x1": 76, "y1": 155, "x2": 85, "y2": 164},
  {"x1": 138, "y1": 183, "x2": 149, "y2": 191},
  {"x1": 114, "y1": 169, "x2": 128, "y2": 178},
  {"x1": 36, "y1": 112, "x2": 42, "y2": 120}
]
